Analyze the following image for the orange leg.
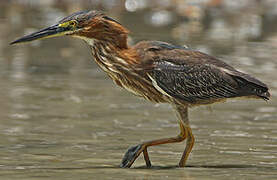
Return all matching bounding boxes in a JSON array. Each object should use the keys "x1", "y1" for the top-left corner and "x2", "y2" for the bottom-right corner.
[
  {"x1": 120, "y1": 105, "x2": 194, "y2": 168},
  {"x1": 120, "y1": 122, "x2": 187, "y2": 168},
  {"x1": 174, "y1": 104, "x2": 195, "y2": 167},
  {"x1": 143, "y1": 124, "x2": 194, "y2": 167},
  {"x1": 179, "y1": 126, "x2": 194, "y2": 167}
]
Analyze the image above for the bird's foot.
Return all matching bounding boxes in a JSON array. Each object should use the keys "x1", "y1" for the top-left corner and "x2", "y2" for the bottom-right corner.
[{"x1": 120, "y1": 144, "x2": 145, "y2": 168}]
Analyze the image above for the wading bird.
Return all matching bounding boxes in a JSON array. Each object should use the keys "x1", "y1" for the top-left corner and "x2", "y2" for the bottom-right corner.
[{"x1": 11, "y1": 10, "x2": 270, "y2": 168}]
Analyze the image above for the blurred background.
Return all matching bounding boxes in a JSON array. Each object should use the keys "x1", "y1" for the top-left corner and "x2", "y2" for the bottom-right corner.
[{"x1": 0, "y1": 0, "x2": 277, "y2": 179}]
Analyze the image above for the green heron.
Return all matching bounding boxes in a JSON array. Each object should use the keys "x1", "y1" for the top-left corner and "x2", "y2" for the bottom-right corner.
[{"x1": 11, "y1": 10, "x2": 270, "y2": 168}]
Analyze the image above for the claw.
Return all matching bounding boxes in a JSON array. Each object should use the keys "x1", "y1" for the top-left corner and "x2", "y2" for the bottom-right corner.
[{"x1": 120, "y1": 144, "x2": 143, "y2": 168}]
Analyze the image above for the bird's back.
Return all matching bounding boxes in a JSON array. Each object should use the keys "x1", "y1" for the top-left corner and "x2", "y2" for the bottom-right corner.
[{"x1": 133, "y1": 41, "x2": 270, "y2": 105}]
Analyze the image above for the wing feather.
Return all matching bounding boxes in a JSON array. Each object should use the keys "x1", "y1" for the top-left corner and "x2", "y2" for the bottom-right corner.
[
  {"x1": 149, "y1": 61, "x2": 239, "y2": 103},
  {"x1": 133, "y1": 40, "x2": 270, "y2": 102}
]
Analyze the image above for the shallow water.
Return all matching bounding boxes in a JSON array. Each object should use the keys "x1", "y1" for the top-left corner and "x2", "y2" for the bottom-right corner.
[{"x1": 0, "y1": 1, "x2": 277, "y2": 180}]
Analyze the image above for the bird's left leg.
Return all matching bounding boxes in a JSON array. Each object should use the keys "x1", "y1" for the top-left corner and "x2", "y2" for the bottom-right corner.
[{"x1": 120, "y1": 119, "x2": 187, "y2": 168}]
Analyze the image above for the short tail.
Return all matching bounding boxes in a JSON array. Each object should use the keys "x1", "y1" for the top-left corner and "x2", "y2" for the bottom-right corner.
[
  {"x1": 258, "y1": 91, "x2": 270, "y2": 101},
  {"x1": 227, "y1": 71, "x2": 270, "y2": 101}
]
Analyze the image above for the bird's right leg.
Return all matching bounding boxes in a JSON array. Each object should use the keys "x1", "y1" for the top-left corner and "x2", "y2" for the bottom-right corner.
[{"x1": 174, "y1": 104, "x2": 195, "y2": 167}]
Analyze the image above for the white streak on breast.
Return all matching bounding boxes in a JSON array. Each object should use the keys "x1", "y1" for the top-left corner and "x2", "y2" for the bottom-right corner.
[
  {"x1": 115, "y1": 57, "x2": 127, "y2": 65},
  {"x1": 100, "y1": 56, "x2": 112, "y2": 66},
  {"x1": 102, "y1": 49, "x2": 110, "y2": 57}
]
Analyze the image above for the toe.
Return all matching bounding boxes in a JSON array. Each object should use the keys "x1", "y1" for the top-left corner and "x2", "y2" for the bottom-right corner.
[{"x1": 120, "y1": 144, "x2": 143, "y2": 168}]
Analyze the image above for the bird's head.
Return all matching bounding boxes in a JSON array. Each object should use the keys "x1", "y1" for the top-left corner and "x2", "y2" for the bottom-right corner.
[{"x1": 11, "y1": 10, "x2": 129, "y2": 48}]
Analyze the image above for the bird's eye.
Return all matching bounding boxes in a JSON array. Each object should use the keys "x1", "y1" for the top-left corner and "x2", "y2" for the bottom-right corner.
[
  {"x1": 59, "y1": 20, "x2": 78, "y2": 29},
  {"x1": 69, "y1": 20, "x2": 77, "y2": 27}
]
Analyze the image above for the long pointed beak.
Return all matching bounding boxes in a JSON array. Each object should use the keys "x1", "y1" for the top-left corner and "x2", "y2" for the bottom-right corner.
[{"x1": 10, "y1": 24, "x2": 68, "y2": 45}]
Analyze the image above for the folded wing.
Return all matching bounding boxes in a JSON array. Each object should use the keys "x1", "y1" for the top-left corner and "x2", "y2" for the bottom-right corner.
[{"x1": 134, "y1": 41, "x2": 270, "y2": 104}]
